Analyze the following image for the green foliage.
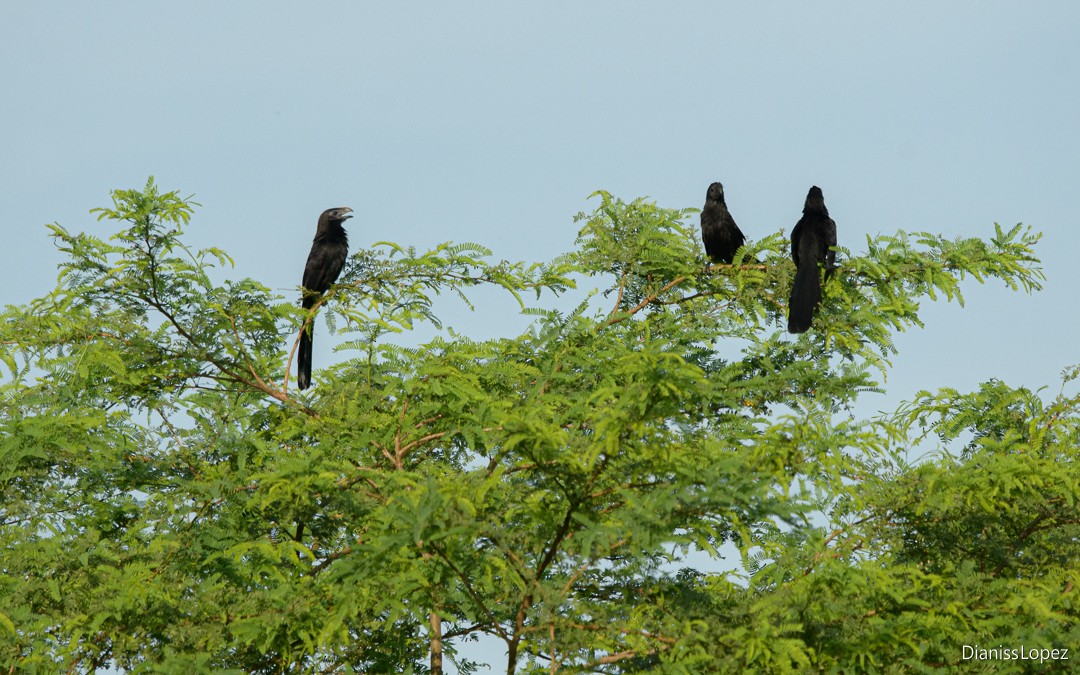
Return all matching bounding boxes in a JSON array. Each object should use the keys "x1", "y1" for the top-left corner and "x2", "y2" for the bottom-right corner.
[{"x1": 1, "y1": 180, "x2": 1072, "y2": 674}]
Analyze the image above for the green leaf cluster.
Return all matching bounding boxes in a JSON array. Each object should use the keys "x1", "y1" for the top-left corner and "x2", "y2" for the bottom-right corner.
[{"x1": 2, "y1": 180, "x2": 1071, "y2": 674}]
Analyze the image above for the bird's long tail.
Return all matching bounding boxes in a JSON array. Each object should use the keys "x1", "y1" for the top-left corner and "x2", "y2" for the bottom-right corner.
[
  {"x1": 788, "y1": 260, "x2": 821, "y2": 334},
  {"x1": 297, "y1": 326, "x2": 313, "y2": 390}
]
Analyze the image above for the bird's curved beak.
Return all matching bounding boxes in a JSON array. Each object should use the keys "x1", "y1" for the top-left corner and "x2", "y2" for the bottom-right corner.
[{"x1": 340, "y1": 207, "x2": 354, "y2": 219}]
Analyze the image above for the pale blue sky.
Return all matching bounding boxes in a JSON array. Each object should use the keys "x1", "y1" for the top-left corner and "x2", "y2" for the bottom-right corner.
[
  {"x1": 3, "y1": 2, "x2": 1079, "y2": 669},
  {"x1": 4, "y1": 2, "x2": 1077, "y2": 404}
]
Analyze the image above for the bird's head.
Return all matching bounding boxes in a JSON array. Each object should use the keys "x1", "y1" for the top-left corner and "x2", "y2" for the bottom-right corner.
[
  {"x1": 323, "y1": 206, "x2": 353, "y2": 224},
  {"x1": 804, "y1": 186, "x2": 826, "y2": 213},
  {"x1": 706, "y1": 182, "x2": 725, "y2": 203}
]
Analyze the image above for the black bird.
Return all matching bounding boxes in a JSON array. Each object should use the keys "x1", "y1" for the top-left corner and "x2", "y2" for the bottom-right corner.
[
  {"x1": 788, "y1": 186, "x2": 836, "y2": 333},
  {"x1": 700, "y1": 182, "x2": 746, "y2": 264},
  {"x1": 297, "y1": 206, "x2": 353, "y2": 390}
]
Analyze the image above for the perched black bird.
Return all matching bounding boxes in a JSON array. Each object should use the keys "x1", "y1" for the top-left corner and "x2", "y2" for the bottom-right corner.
[
  {"x1": 297, "y1": 206, "x2": 353, "y2": 390},
  {"x1": 788, "y1": 186, "x2": 837, "y2": 333},
  {"x1": 700, "y1": 182, "x2": 746, "y2": 264}
]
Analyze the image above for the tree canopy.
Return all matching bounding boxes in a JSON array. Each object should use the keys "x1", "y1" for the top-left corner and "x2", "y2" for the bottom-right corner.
[{"x1": 2, "y1": 178, "x2": 1076, "y2": 674}]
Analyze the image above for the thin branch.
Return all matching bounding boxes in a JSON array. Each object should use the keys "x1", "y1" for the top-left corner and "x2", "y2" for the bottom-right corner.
[
  {"x1": 567, "y1": 622, "x2": 678, "y2": 645},
  {"x1": 432, "y1": 547, "x2": 510, "y2": 642},
  {"x1": 559, "y1": 538, "x2": 628, "y2": 597},
  {"x1": 603, "y1": 276, "x2": 687, "y2": 327},
  {"x1": 581, "y1": 649, "x2": 658, "y2": 669},
  {"x1": 442, "y1": 622, "x2": 485, "y2": 640},
  {"x1": 399, "y1": 431, "x2": 449, "y2": 457},
  {"x1": 608, "y1": 273, "x2": 627, "y2": 318}
]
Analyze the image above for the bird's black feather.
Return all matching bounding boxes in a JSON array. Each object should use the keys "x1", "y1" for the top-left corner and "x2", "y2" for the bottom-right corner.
[
  {"x1": 298, "y1": 206, "x2": 352, "y2": 389},
  {"x1": 700, "y1": 182, "x2": 746, "y2": 264},
  {"x1": 787, "y1": 186, "x2": 836, "y2": 333}
]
